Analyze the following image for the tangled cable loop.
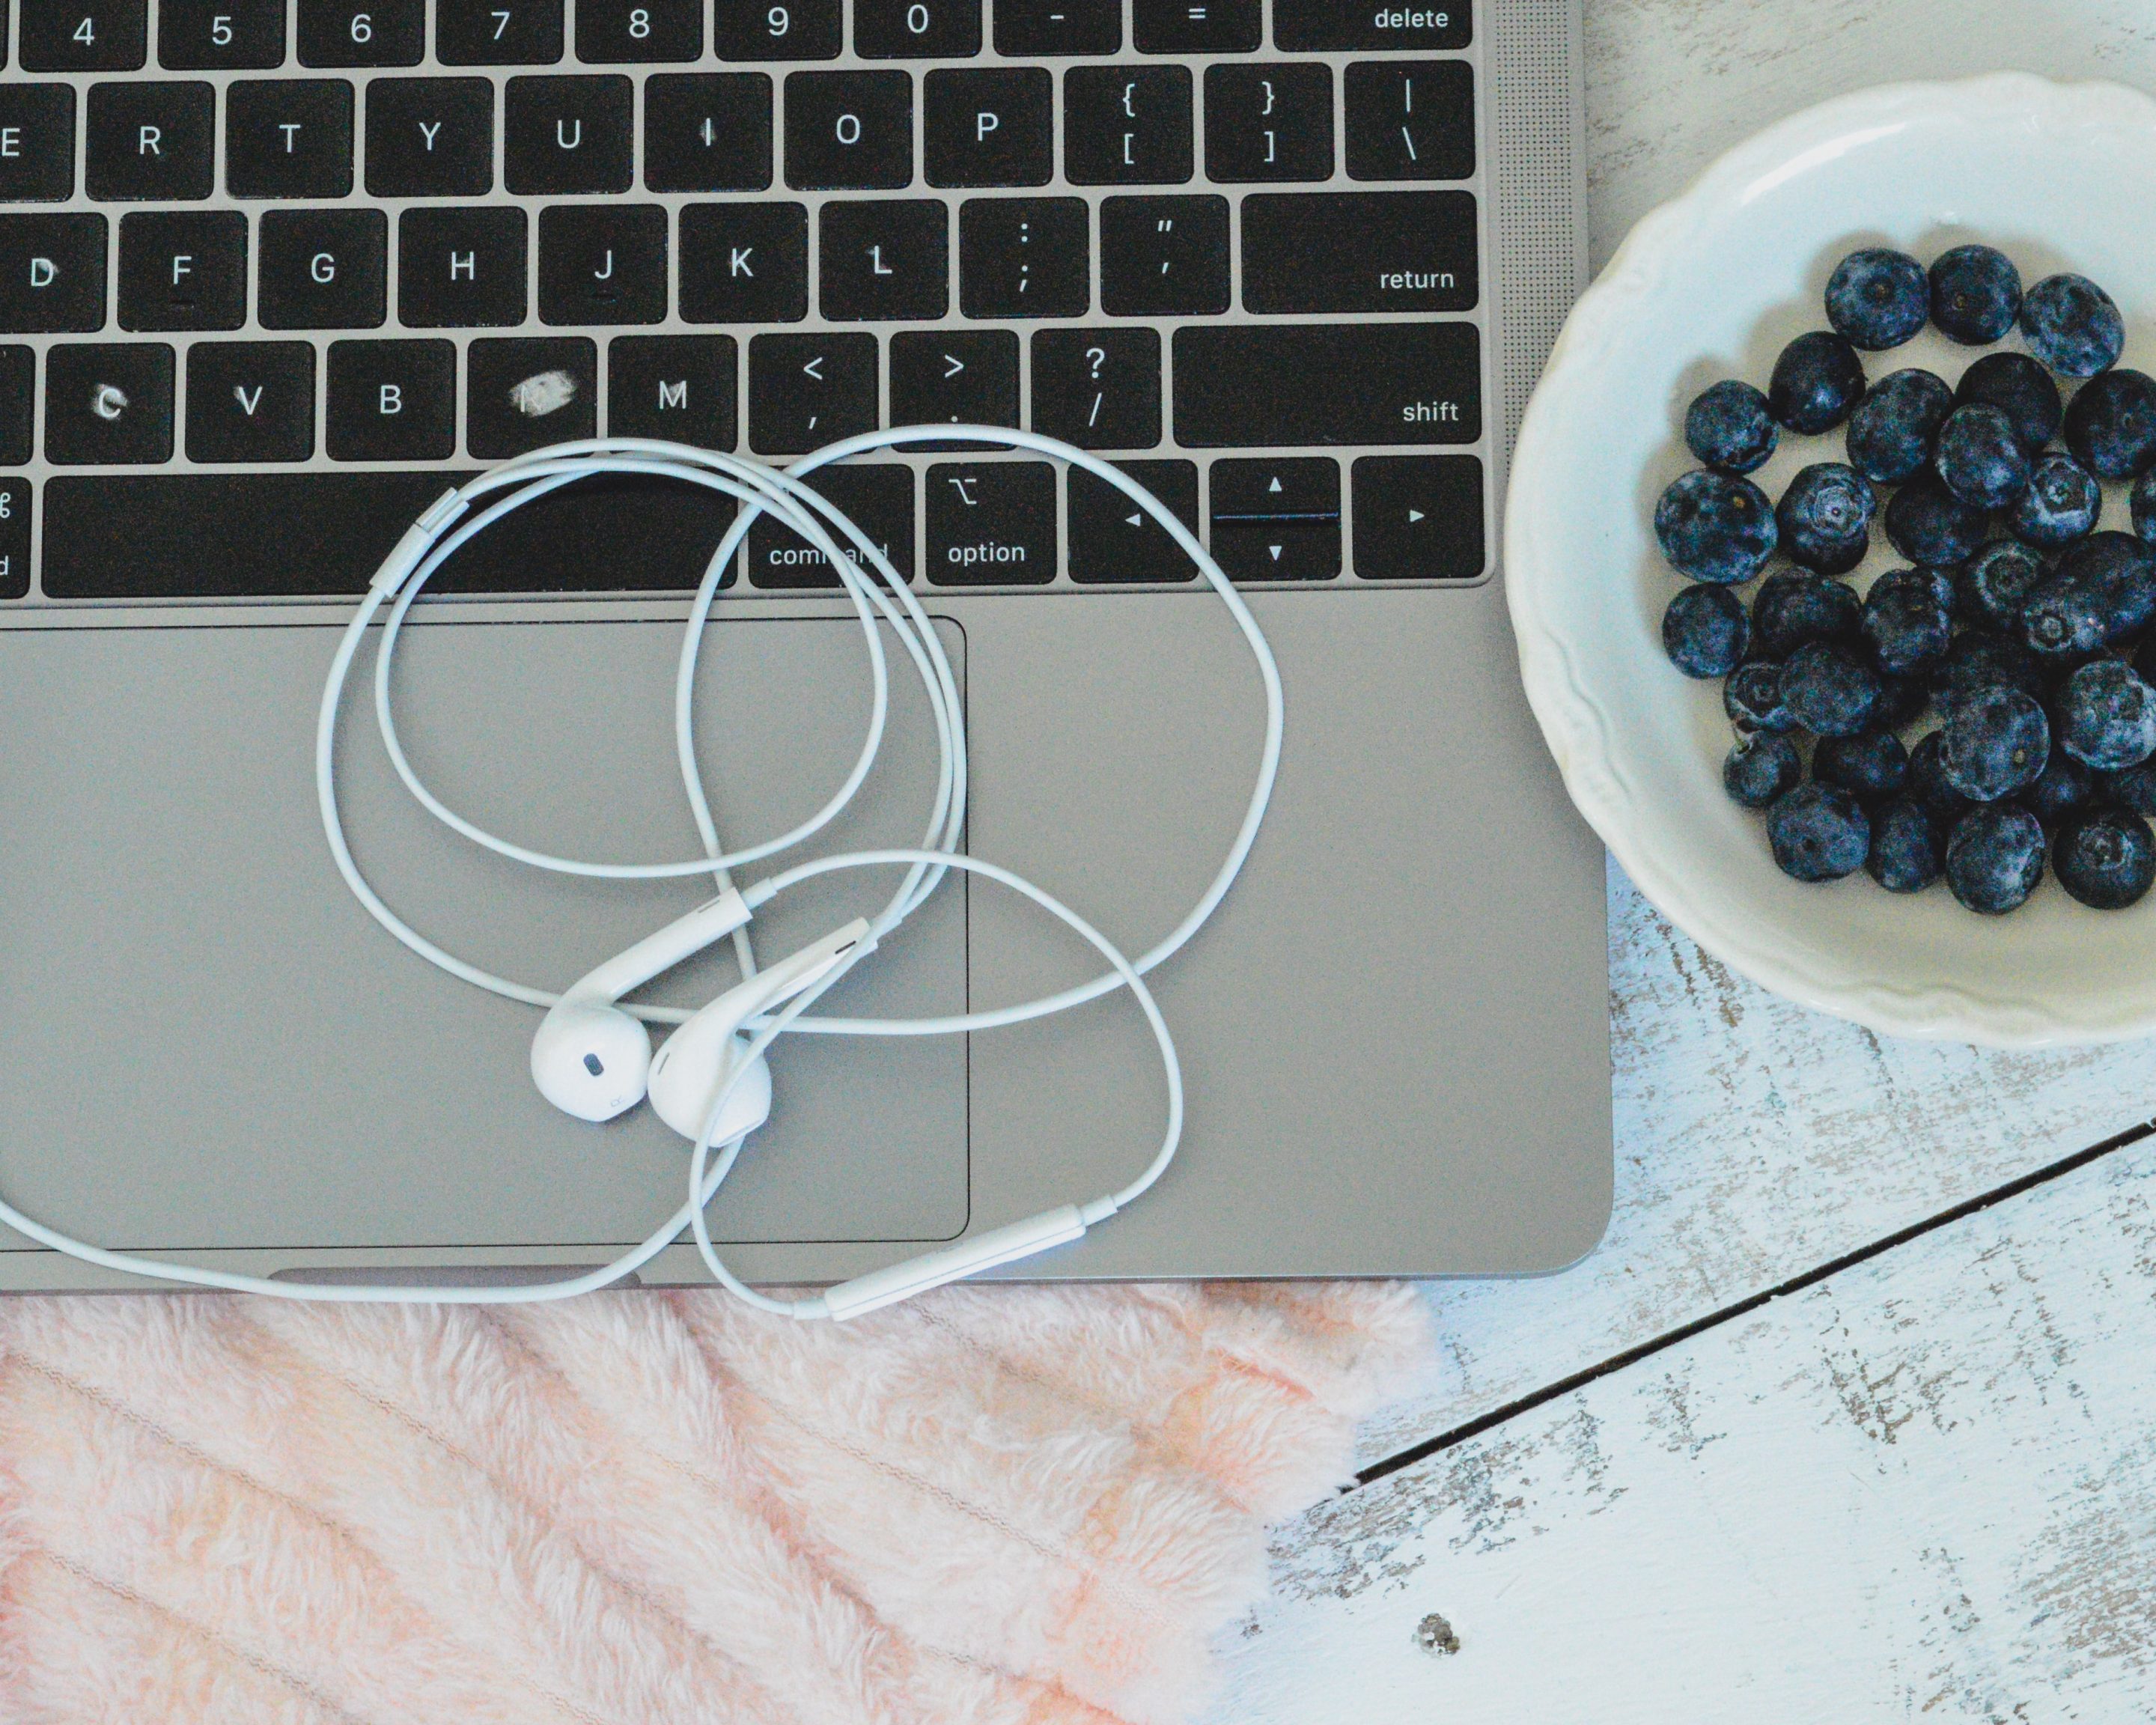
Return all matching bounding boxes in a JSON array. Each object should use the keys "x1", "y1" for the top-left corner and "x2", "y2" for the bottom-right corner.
[{"x1": 0, "y1": 431, "x2": 1284, "y2": 1309}]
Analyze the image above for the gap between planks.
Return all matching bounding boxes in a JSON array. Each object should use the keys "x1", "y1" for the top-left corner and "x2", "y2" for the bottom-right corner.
[{"x1": 1351, "y1": 1107, "x2": 2156, "y2": 1491}]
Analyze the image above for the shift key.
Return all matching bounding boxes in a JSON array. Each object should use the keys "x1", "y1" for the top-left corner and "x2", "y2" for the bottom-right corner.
[
  {"x1": 1173, "y1": 322, "x2": 1479, "y2": 447},
  {"x1": 1242, "y1": 191, "x2": 1476, "y2": 314}
]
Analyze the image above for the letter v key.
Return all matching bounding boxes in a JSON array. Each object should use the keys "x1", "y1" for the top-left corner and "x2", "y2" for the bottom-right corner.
[{"x1": 233, "y1": 383, "x2": 264, "y2": 416}]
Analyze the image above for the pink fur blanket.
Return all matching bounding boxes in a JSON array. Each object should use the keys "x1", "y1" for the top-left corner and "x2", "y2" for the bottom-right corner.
[{"x1": 0, "y1": 1283, "x2": 1425, "y2": 1724}]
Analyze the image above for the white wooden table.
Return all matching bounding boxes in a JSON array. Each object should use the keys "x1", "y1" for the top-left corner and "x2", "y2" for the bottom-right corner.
[{"x1": 1212, "y1": 4, "x2": 2156, "y2": 1714}]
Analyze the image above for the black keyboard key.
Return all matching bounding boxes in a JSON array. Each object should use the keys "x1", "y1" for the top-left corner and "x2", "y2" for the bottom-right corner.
[
  {"x1": 927, "y1": 460, "x2": 1054, "y2": 583},
  {"x1": 326, "y1": 338, "x2": 455, "y2": 460},
  {"x1": 0, "y1": 85, "x2": 77, "y2": 201},
  {"x1": 20, "y1": 0, "x2": 146, "y2": 69},
  {"x1": 437, "y1": 474, "x2": 737, "y2": 590},
  {"x1": 644, "y1": 73, "x2": 771, "y2": 191},
  {"x1": 1204, "y1": 64, "x2": 1332, "y2": 182},
  {"x1": 1210, "y1": 455, "x2": 1338, "y2": 579},
  {"x1": 0, "y1": 213, "x2": 106, "y2": 331},
  {"x1": 785, "y1": 70, "x2": 913, "y2": 189},
  {"x1": 747, "y1": 330, "x2": 876, "y2": 454},
  {"x1": 184, "y1": 340, "x2": 315, "y2": 461},
  {"x1": 575, "y1": 0, "x2": 699, "y2": 61},
  {"x1": 1242, "y1": 189, "x2": 1476, "y2": 313},
  {"x1": 0, "y1": 347, "x2": 31, "y2": 461},
  {"x1": 1063, "y1": 66, "x2": 1190, "y2": 186},
  {"x1": 819, "y1": 199, "x2": 946, "y2": 320},
  {"x1": 1133, "y1": 0, "x2": 1255, "y2": 52},
  {"x1": 957, "y1": 195, "x2": 1085, "y2": 317},
  {"x1": 258, "y1": 207, "x2": 384, "y2": 326},
  {"x1": 993, "y1": 0, "x2": 1116, "y2": 55},
  {"x1": 117, "y1": 208, "x2": 246, "y2": 329},
  {"x1": 1352, "y1": 453, "x2": 1483, "y2": 579},
  {"x1": 857, "y1": 0, "x2": 978, "y2": 57},
  {"x1": 1174, "y1": 322, "x2": 1479, "y2": 445},
  {"x1": 607, "y1": 333, "x2": 736, "y2": 448},
  {"x1": 680, "y1": 201, "x2": 806, "y2": 322},
  {"x1": 158, "y1": 0, "x2": 284, "y2": 67},
  {"x1": 85, "y1": 81, "x2": 213, "y2": 200},
  {"x1": 437, "y1": 0, "x2": 564, "y2": 62},
  {"x1": 1068, "y1": 457, "x2": 1196, "y2": 582},
  {"x1": 45, "y1": 341, "x2": 173, "y2": 463},
  {"x1": 749, "y1": 460, "x2": 913, "y2": 586},
  {"x1": 714, "y1": 0, "x2": 837, "y2": 58},
  {"x1": 467, "y1": 335, "x2": 596, "y2": 456},
  {"x1": 1029, "y1": 326, "x2": 1159, "y2": 448},
  {"x1": 538, "y1": 201, "x2": 666, "y2": 323},
  {"x1": 1345, "y1": 59, "x2": 1473, "y2": 180},
  {"x1": 398, "y1": 206, "x2": 527, "y2": 326},
  {"x1": 0, "y1": 478, "x2": 27, "y2": 597},
  {"x1": 226, "y1": 79, "x2": 354, "y2": 198},
  {"x1": 365, "y1": 78, "x2": 494, "y2": 197},
  {"x1": 1275, "y1": 0, "x2": 1467, "y2": 50},
  {"x1": 296, "y1": 0, "x2": 422, "y2": 64},
  {"x1": 1098, "y1": 194, "x2": 1226, "y2": 316},
  {"x1": 889, "y1": 327, "x2": 1016, "y2": 430},
  {"x1": 505, "y1": 74, "x2": 632, "y2": 193},
  {"x1": 925, "y1": 68, "x2": 1050, "y2": 187}
]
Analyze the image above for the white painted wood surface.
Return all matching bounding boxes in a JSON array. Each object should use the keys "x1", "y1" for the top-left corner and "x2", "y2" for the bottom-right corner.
[{"x1": 1216, "y1": 1, "x2": 2156, "y2": 1713}]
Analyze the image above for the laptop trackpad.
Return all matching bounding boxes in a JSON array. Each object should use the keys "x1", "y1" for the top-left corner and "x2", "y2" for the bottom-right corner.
[{"x1": 0, "y1": 614, "x2": 969, "y2": 1253}]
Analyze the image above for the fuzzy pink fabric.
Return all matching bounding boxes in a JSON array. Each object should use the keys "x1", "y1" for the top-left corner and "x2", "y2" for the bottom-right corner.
[{"x1": 0, "y1": 1283, "x2": 1425, "y2": 1724}]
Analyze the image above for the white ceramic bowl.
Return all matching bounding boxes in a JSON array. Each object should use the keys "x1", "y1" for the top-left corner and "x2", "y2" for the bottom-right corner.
[{"x1": 1507, "y1": 73, "x2": 2156, "y2": 1048}]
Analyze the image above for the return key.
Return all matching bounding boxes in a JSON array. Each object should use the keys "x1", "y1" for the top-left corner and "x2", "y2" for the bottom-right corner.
[{"x1": 1240, "y1": 189, "x2": 1477, "y2": 314}]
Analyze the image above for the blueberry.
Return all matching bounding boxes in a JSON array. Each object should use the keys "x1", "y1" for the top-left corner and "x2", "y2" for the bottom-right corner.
[
  {"x1": 1929, "y1": 244, "x2": 2022, "y2": 344},
  {"x1": 2053, "y1": 809, "x2": 2156, "y2": 908},
  {"x1": 1929, "y1": 629, "x2": 2049, "y2": 711},
  {"x1": 2020, "y1": 532, "x2": 2156, "y2": 661},
  {"x1": 1946, "y1": 805, "x2": 2047, "y2": 913},
  {"x1": 1872, "y1": 671, "x2": 1932, "y2": 733},
  {"x1": 1908, "y1": 730, "x2": 1975, "y2": 823},
  {"x1": 1751, "y1": 569, "x2": 1862, "y2": 660},
  {"x1": 1860, "y1": 566, "x2": 1955, "y2": 675},
  {"x1": 2129, "y1": 469, "x2": 2156, "y2": 546},
  {"x1": 1654, "y1": 469, "x2": 1778, "y2": 584},
  {"x1": 1813, "y1": 728, "x2": 1909, "y2": 799},
  {"x1": 1781, "y1": 640, "x2": 1881, "y2": 737},
  {"x1": 1825, "y1": 248, "x2": 1929, "y2": 350},
  {"x1": 2009, "y1": 451, "x2": 2102, "y2": 547},
  {"x1": 2063, "y1": 368, "x2": 2156, "y2": 480},
  {"x1": 1725, "y1": 660, "x2": 1794, "y2": 733},
  {"x1": 1724, "y1": 732, "x2": 1802, "y2": 809},
  {"x1": 1684, "y1": 379, "x2": 1779, "y2": 475},
  {"x1": 1844, "y1": 368, "x2": 1953, "y2": 484},
  {"x1": 2018, "y1": 743, "x2": 2095, "y2": 826},
  {"x1": 1775, "y1": 463, "x2": 1876, "y2": 574},
  {"x1": 1934, "y1": 402, "x2": 2031, "y2": 511},
  {"x1": 1955, "y1": 539, "x2": 2048, "y2": 632},
  {"x1": 1767, "y1": 331, "x2": 1868, "y2": 434},
  {"x1": 2104, "y1": 760, "x2": 2156, "y2": 815},
  {"x1": 1661, "y1": 584, "x2": 1749, "y2": 678},
  {"x1": 2053, "y1": 659, "x2": 2156, "y2": 770},
  {"x1": 1955, "y1": 351, "x2": 2062, "y2": 451},
  {"x1": 1939, "y1": 686, "x2": 2050, "y2": 800},
  {"x1": 2018, "y1": 273, "x2": 2125, "y2": 377},
  {"x1": 1884, "y1": 477, "x2": 1988, "y2": 568},
  {"x1": 1767, "y1": 782, "x2": 1872, "y2": 882},
  {"x1": 1866, "y1": 797, "x2": 1944, "y2": 892}
]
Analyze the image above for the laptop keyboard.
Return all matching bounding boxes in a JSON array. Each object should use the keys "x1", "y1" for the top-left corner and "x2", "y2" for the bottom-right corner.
[{"x1": 0, "y1": 0, "x2": 1492, "y2": 599}]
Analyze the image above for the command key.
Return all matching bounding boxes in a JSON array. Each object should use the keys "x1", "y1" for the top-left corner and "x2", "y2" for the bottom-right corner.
[{"x1": 0, "y1": 478, "x2": 28, "y2": 599}]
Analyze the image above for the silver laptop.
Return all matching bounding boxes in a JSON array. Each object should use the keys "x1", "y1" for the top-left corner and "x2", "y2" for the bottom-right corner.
[{"x1": 0, "y1": 0, "x2": 1607, "y2": 1290}]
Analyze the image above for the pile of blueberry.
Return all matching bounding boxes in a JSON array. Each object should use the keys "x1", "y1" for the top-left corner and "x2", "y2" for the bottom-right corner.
[{"x1": 1657, "y1": 244, "x2": 2156, "y2": 915}]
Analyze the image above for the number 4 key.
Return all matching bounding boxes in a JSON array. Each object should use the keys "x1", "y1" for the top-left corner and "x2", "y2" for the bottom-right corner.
[{"x1": 19, "y1": 0, "x2": 148, "y2": 71}]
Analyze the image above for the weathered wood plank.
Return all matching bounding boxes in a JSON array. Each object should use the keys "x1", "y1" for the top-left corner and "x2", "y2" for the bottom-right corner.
[
  {"x1": 1216, "y1": 1134, "x2": 2156, "y2": 1720},
  {"x1": 1354, "y1": 865, "x2": 2156, "y2": 1468}
]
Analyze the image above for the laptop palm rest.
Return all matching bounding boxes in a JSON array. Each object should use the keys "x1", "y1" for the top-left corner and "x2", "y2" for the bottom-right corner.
[{"x1": 0, "y1": 613, "x2": 969, "y2": 1255}]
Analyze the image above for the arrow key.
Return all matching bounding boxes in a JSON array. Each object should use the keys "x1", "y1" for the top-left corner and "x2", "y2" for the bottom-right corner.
[
  {"x1": 1351, "y1": 452, "x2": 1484, "y2": 579},
  {"x1": 1069, "y1": 457, "x2": 1197, "y2": 583},
  {"x1": 1208, "y1": 454, "x2": 1339, "y2": 581}
]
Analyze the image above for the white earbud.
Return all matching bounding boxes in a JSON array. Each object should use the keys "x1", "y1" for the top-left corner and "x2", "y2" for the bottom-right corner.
[
  {"x1": 648, "y1": 919, "x2": 875, "y2": 1142},
  {"x1": 530, "y1": 888, "x2": 753, "y2": 1122}
]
